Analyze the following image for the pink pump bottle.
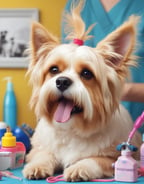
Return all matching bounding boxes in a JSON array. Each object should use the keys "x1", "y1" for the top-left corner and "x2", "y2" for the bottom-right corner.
[
  {"x1": 140, "y1": 134, "x2": 144, "y2": 168},
  {"x1": 115, "y1": 148, "x2": 138, "y2": 182}
]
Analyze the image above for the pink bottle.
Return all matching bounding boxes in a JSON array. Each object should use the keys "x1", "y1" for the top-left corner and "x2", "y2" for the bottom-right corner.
[
  {"x1": 0, "y1": 127, "x2": 26, "y2": 169},
  {"x1": 140, "y1": 134, "x2": 144, "y2": 168},
  {"x1": 114, "y1": 148, "x2": 138, "y2": 182}
]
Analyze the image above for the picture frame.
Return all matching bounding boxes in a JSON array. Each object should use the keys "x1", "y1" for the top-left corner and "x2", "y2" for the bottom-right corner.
[{"x1": 0, "y1": 8, "x2": 39, "y2": 68}]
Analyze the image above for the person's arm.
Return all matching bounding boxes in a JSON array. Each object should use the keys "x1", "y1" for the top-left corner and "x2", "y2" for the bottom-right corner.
[{"x1": 122, "y1": 83, "x2": 144, "y2": 102}]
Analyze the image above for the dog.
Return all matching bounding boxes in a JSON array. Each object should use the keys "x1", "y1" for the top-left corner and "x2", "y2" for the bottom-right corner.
[{"x1": 23, "y1": 1, "x2": 141, "y2": 181}]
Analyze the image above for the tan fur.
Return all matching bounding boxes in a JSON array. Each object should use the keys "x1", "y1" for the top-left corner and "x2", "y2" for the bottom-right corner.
[
  {"x1": 63, "y1": 0, "x2": 95, "y2": 41},
  {"x1": 23, "y1": 2, "x2": 141, "y2": 181}
]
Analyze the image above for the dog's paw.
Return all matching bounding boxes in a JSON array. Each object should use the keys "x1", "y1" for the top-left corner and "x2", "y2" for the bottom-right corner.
[
  {"x1": 23, "y1": 163, "x2": 53, "y2": 180},
  {"x1": 64, "y1": 159, "x2": 103, "y2": 182}
]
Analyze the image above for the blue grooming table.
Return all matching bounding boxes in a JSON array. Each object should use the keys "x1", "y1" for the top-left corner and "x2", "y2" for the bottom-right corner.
[{"x1": 0, "y1": 167, "x2": 144, "y2": 184}]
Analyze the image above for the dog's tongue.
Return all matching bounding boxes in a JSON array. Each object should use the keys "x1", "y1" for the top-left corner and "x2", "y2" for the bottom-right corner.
[{"x1": 54, "y1": 99, "x2": 74, "y2": 123}]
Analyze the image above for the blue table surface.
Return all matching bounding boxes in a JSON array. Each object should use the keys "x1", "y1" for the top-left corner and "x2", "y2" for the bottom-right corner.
[{"x1": 0, "y1": 166, "x2": 144, "y2": 184}]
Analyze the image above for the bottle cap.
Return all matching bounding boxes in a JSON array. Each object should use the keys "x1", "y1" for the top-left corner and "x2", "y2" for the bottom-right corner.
[
  {"x1": 1, "y1": 127, "x2": 16, "y2": 147},
  {"x1": 3, "y1": 77, "x2": 13, "y2": 91}
]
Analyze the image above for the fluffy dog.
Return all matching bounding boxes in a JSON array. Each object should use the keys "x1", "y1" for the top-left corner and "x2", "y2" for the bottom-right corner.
[{"x1": 23, "y1": 1, "x2": 141, "y2": 181}]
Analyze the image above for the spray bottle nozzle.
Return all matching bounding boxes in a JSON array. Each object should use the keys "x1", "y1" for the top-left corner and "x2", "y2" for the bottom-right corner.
[
  {"x1": 116, "y1": 142, "x2": 138, "y2": 152},
  {"x1": 3, "y1": 77, "x2": 13, "y2": 91},
  {"x1": 3, "y1": 77, "x2": 12, "y2": 82}
]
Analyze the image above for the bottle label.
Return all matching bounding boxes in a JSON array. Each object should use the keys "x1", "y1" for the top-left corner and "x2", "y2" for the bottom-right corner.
[
  {"x1": 0, "y1": 152, "x2": 11, "y2": 170},
  {"x1": 140, "y1": 155, "x2": 144, "y2": 167},
  {"x1": 15, "y1": 151, "x2": 25, "y2": 168}
]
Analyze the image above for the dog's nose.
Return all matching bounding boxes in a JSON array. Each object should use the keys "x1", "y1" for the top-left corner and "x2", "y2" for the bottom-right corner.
[{"x1": 56, "y1": 77, "x2": 72, "y2": 92}]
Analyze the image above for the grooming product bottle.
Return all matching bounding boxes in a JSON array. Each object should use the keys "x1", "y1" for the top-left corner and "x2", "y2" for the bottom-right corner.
[
  {"x1": 115, "y1": 148, "x2": 138, "y2": 182},
  {"x1": 140, "y1": 134, "x2": 144, "y2": 168},
  {"x1": 0, "y1": 127, "x2": 17, "y2": 169},
  {"x1": 0, "y1": 127, "x2": 26, "y2": 169},
  {"x1": 3, "y1": 77, "x2": 17, "y2": 130}
]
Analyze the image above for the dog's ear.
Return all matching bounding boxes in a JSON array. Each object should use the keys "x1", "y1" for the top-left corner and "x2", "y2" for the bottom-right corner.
[
  {"x1": 96, "y1": 16, "x2": 139, "y2": 67},
  {"x1": 30, "y1": 22, "x2": 59, "y2": 65}
]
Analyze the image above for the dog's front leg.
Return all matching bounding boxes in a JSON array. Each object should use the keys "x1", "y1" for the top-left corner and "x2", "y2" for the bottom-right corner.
[
  {"x1": 23, "y1": 149, "x2": 58, "y2": 179},
  {"x1": 64, "y1": 156, "x2": 115, "y2": 182}
]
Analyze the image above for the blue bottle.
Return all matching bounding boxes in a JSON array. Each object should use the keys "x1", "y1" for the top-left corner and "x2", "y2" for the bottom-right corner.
[{"x1": 3, "y1": 77, "x2": 17, "y2": 130}]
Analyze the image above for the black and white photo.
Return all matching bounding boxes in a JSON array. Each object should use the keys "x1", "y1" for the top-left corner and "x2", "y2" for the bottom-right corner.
[{"x1": 0, "y1": 9, "x2": 39, "y2": 68}]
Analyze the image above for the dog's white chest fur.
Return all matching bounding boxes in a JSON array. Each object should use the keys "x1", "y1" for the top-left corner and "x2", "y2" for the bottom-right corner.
[{"x1": 33, "y1": 105, "x2": 133, "y2": 168}]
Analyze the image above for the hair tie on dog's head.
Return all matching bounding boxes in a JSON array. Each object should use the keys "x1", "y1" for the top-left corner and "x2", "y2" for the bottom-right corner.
[{"x1": 73, "y1": 38, "x2": 84, "y2": 46}]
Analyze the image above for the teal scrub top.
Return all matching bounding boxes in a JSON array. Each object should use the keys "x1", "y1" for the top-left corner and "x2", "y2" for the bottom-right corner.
[{"x1": 62, "y1": 0, "x2": 144, "y2": 132}]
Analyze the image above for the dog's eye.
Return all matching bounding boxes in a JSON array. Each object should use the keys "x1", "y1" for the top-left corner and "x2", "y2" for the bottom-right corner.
[
  {"x1": 49, "y1": 66, "x2": 59, "y2": 74},
  {"x1": 81, "y1": 69, "x2": 94, "y2": 80}
]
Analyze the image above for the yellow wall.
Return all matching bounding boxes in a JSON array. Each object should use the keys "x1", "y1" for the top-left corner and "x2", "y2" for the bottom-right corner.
[{"x1": 0, "y1": 0, "x2": 67, "y2": 128}]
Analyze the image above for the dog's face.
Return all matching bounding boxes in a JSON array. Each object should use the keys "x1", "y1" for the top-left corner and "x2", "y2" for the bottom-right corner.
[{"x1": 28, "y1": 7, "x2": 138, "y2": 135}]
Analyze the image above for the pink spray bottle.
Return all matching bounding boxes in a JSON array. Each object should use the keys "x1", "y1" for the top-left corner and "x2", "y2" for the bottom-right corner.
[
  {"x1": 140, "y1": 133, "x2": 144, "y2": 168},
  {"x1": 115, "y1": 111, "x2": 144, "y2": 182},
  {"x1": 115, "y1": 146, "x2": 138, "y2": 182}
]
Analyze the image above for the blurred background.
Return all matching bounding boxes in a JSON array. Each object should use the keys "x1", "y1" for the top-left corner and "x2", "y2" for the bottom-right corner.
[{"x1": 0, "y1": 0, "x2": 67, "y2": 128}]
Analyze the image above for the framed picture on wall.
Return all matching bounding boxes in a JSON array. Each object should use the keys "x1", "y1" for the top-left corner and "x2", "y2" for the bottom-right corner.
[{"x1": 0, "y1": 8, "x2": 39, "y2": 68}]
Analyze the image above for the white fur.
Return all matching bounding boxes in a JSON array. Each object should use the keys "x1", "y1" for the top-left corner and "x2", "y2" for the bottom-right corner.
[
  {"x1": 30, "y1": 105, "x2": 132, "y2": 166},
  {"x1": 23, "y1": 14, "x2": 141, "y2": 181}
]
